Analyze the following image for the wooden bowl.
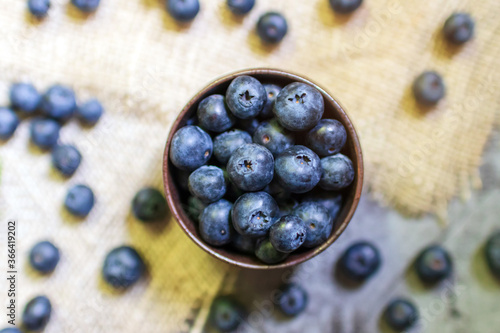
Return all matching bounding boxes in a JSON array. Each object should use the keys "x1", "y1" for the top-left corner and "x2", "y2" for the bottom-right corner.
[{"x1": 163, "y1": 68, "x2": 363, "y2": 270}]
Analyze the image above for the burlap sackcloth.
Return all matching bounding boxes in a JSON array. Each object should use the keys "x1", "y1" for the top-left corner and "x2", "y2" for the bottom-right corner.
[{"x1": 0, "y1": 0, "x2": 499, "y2": 332}]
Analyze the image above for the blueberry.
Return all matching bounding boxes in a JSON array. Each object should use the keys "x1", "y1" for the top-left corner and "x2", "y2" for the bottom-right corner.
[
  {"x1": 302, "y1": 190, "x2": 343, "y2": 221},
  {"x1": 64, "y1": 184, "x2": 95, "y2": 217},
  {"x1": 166, "y1": 0, "x2": 200, "y2": 21},
  {"x1": 29, "y1": 241, "x2": 60, "y2": 273},
  {"x1": 329, "y1": 0, "x2": 363, "y2": 13},
  {"x1": 235, "y1": 117, "x2": 260, "y2": 135},
  {"x1": 28, "y1": 0, "x2": 50, "y2": 18},
  {"x1": 274, "y1": 145, "x2": 322, "y2": 194},
  {"x1": 412, "y1": 71, "x2": 445, "y2": 105},
  {"x1": 338, "y1": 241, "x2": 381, "y2": 281},
  {"x1": 257, "y1": 12, "x2": 288, "y2": 44},
  {"x1": 277, "y1": 197, "x2": 299, "y2": 218},
  {"x1": 0, "y1": 328, "x2": 22, "y2": 333},
  {"x1": 188, "y1": 166, "x2": 227, "y2": 203},
  {"x1": 270, "y1": 215, "x2": 306, "y2": 253},
  {"x1": 255, "y1": 238, "x2": 288, "y2": 264},
  {"x1": 415, "y1": 245, "x2": 453, "y2": 284},
  {"x1": 41, "y1": 85, "x2": 77, "y2": 120},
  {"x1": 132, "y1": 188, "x2": 167, "y2": 222},
  {"x1": 77, "y1": 99, "x2": 103, "y2": 125},
  {"x1": 485, "y1": 231, "x2": 500, "y2": 278},
  {"x1": 260, "y1": 84, "x2": 281, "y2": 118},
  {"x1": 30, "y1": 118, "x2": 60, "y2": 149},
  {"x1": 306, "y1": 119, "x2": 347, "y2": 156},
  {"x1": 319, "y1": 153, "x2": 355, "y2": 191},
  {"x1": 0, "y1": 108, "x2": 19, "y2": 140},
  {"x1": 170, "y1": 125, "x2": 213, "y2": 171},
  {"x1": 232, "y1": 191, "x2": 279, "y2": 238},
  {"x1": 226, "y1": 76, "x2": 267, "y2": 120},
  {"x1": 264, "y1": 179, "x2": 291, "y2": 203},
  {"x1": 213, "y1": 129, "x2": 252, "y2": 164},
  {"x1": 199, "y1": 199, "x2": 234, "y2": 246},
  {"x1": 185, "y1": 196, "x2": 206, "y2": 223},
  {"x1": 274, "y1": 82, "x2": 324, "y2": 131},
  {"x1": 51, "y1": 144, "x2": 82, "y2": 176},
  {"x1": 232, "y1": 233, "x2": 257, "y2": 254},
  {"x1": 197, "y1": 94, "x2": 235, "y2": 133},
  {"x1": 102, "y1": 246, "x2": 145, "y2": 288},
  {"x1": 443, "y1": 13, "x2": 474, "y2": 44},
  {"x1": 10, "y1": 83, "x2": 41, "y2": 113},
  {"x1": 209, "y1": 295, "x2": 245, "y2": 332},
  {"x1": 227, "y1": 0, "x2": 254, "y2": 15},
  {"x1": 71, "y1": 0, "x2": 100, "y2": 12},
  {"x1": 22, "y1": 296, "x2": 51, "y2": 331},
  {"x1": 253, "y1": 119, "x2": 295, "y2": 156},
  {"x1": 277, "y1": 283, "x2": 308, "y2": 316},
  {"x1": 292, "y1": 202, "x2": 332, "y2": 248},
  {"x1": 227, "y1": 143, "x2": 274, "y2": 191},
  {"x1": 383, "y1": 298, "x2": 419, "y2": 331}
]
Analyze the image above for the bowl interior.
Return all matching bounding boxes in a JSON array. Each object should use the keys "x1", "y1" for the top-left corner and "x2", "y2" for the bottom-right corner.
[{"x1": 163, "y1": 69, "x2": 363, "y2": 269}]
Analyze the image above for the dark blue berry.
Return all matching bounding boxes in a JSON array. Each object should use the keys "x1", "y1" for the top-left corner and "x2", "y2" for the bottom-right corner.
[
  {"x1": 28, "y1": 0, "x2": 50, "y2": 18},
  {"x1": 277, "y1": 284, "x2": 308, "y2": 316},
  {"x1": 485, "y1": 231, "x2": 500, "y2": 278},
  {"x1": 22, "y1": 296, "x2": 51, "y2": 331},
  {"x1": 64, "y1": 184, "x2": 95, "y2": 217},
  {"x1": 329, "y1": 0, "x2": 363, "y2": 13},
  {"x1": 257, "y1": 12, "x2": 288, "y2": 44},
  {"x1": 260, "y1": 84, "x2": 281, "y2": 118},
  {"x1": 51, "y1": 144, "x2": 82, "y2": 176},
  {"x1": 102, "y1": 246, "x2": 145, "y2": 288},
  {"x1": 232, "y1": 191, "x2": 279, "y2": 238},
  {"x1": 29, "y1": 241, "x2": 60, "y2": 273},
  {"x1": 292, "y1": 202, "x2": 332, "y2": 248},
  {"x1": 10, "y1": 83, "x2": 41, "y2": 113},
  {"x1": 209, "y1": 295, "x2": 245, "y2": 332},
  {"x1": 319, "y1": 154, "x2": 355, "y2": 191},
  {"x1": 30, "y1": 118, "x2": 60, "y2": 149},
  {"x1": 0, "y1": 328, "x2": 22, "y2": 333},
  {"x1": 199, "y1": 199, "x2": 234, "y2": 246},
  {"x1": 227, "y1": 0, "x2": 254, "y2": 15},
  {"x1": 166, "y1": 0, "x2": 200, "y2": 21},
  {"x1": 227, "y1": 143, "x2": 274, "y2": 191},
  {"x1": 253, "y1": 119, "x2": 295, "y2": 156},
  {"x1": 170, "y1": 125, "x2": 213, "y2": 171},
  {"x1": 277, "y1": 197, "x2": 299, "y2": 218},
  {"x1": 0, "y1": 108, "x2": 19, "y2": 140},
  {"x1": 71, "y1": 0, "x2": 100, "y2": 11},
  {"x1": 415, "y1": 245, "x2": 453, "y2": 284},
  {"x1": 226, "y1": 76, "x2": 267, "y2": 120},
  {"x1": 255, "y1": 238, "x2": 288, "y2": 264},
  {"x1": 132, "y1": 188, "x2": 167, "y2": 222},
  {"x1": 185, "y1": 196, "x2": 206, "y2": 223},
  {"x1": 302, "y1": 190, "x2": 343, "y2": 221},
  {"x1": 443, "y1": 13, "x2": 474, "y2": 44},
  {"x1": 383, "y1": 298, "x2": 419, "y2": 331},
  {"x1": 264, "y1": 179, "x2": 291, "y2": 203},
  {"x1": 197, "y1": 94, "x2": 235, "y2": 133},
  {"x1": 235, "y1": 117, "x2": 260, "y2": 135},
  {"x1": 41, "y1": 85, "x2": 77, "y2": 120},
  {"x1": 413, "y1": 71, "x2": 445, "y2": 105},
  {"x1": 213, "y1": 129, "x2": 252, "y2": 164},
  {"x1": 270, "y1": 215, "x2": 306, "y2": 253},
  {"x1": 339, "y1": 241, "x2": 381, "y2": 281},
  {"x1": 274, "y1": 145, "x2": 322, "y2": 194},
  {"x1": 274, "y1": 82, "x2": 324, "y2": 131},
  {"x1": 232, "y1": 233, "x2": 257, "y2": 254},
  {"x1": 306, "y1": 119, "x2": 347, "y2": 156},
  {"x1": 77, "y1": 99, "x2": 103, "y2": 125},
  {"x1": 188, "y1": 166, "x2": 227, "y2": 203}
]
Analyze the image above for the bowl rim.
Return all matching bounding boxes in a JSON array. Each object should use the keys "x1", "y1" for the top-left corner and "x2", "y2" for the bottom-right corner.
[{"x1": 163, "y1": 68, "x2": 364, "y2": 270}]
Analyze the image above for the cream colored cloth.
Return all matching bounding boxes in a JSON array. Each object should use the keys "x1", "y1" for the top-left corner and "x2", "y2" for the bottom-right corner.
[{"x1": 0, "y1": 0, "x2": 499, "y2": 332}]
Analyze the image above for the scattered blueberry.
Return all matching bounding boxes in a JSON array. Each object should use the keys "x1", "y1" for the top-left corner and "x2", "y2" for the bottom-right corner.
[
  {"x1": 170, "y1": 125, "x2": 213, "y2": 171},
  {"x1": 64, "y1": 184, "x2": 95, "y2": 217},
  {"x1": 274, "y1": 82, "x2": 324, "y2": 131},
  {"x1": 306, "y1": 119, "x2": 347, "y2": 156},
  {"x1": 29, "y1": 241, "x2": 60, "y2": 273},
  {"x1": 227, "y1": 143, "x2": 274, "y2": 191},
  {"x1": 415, "y1": 245, "x2": 453, "y2": 284},
  {"x1": 28, "y1": 0, "x2": 50, "y2": 18},
  {"x1": 292, "y1": 202, "x2": 333, "y2": 248},
  {"x1": 226, "y1": 76, "x2": 267, "y2": 120},
  {"x1": 270, "y1": 215, "x2": 306, "y2": 253},
  {"x1": 22, "y1": 296, "x2": 51, "y2": 331},
  {"x1": 260, "y1": 84, "x2": 281, "y2": 118},
  {"x1": 329, "y1": 0, "x2": 363, "y2": 14},
  {"x1": 185, "y1": 196, "x2": 206, "y2": 223},
  {"x1": 255, "y1": 238, "x2": 288, "y2": 264},
  {"x1": 51, "y1": 144, "x2": 82, "y2": 176},
  {"x1": 277, "y1": 283, "x2": 308, "y2": 316},
  {"x1": 77, "y1": 99, "x2": 103, "y2": 125},
  {"x1": 197, "y1": 94, "x2": 235, "y2": 133},
  {"x1": 166, "y1": 0, "x2": 200, "y2": 21},
  {"x1": 199, "y1": 199, "x2": 234, "y2": 246},
  {"x1": 274, "y1": 145, "x2": 322, "y2": 193},
  {"x1": 188, "y1": 166, "x2": 227, "y2": 203},
  {"x1": 383, "y1": 298, "x2": 419, "y2": 332},
  {"x1": 412, "y1": 71, "x2": 445, "y2": 106},
  {"x1": 338, "y1": 241, "x2": 381, "y2": 281},
  {"x1": 10, "y1": 83, "x2": 41, "y2": 113},
  {"x1": 236, "y1": 117, "x2": 260, "y2": 135},
  {"x1": 227, "y1": 0, "x2": 255, "y2": 15},
  {"x1": 209, "y1": 295, "x2": 245, "y2": 332},
  {"x1": 253, "y1": 119, "x2": 295, "y2": 156},
  {"x1": 213, "y1": 129, "x2": 252, "y2": 164},
  {"x1": 0, "y1": 108, "x2": 19, "y2": 140},
  {"x1": 257, "y1": 12, "x2": 288, "y2": 44},
  {"x1": 232, "y1": 191, "x2": 279, "y2": 238},
  {"x1": 102, "y1": 246, "x2": 145, "y2": 288},
  {"x1": 30, "y1": 118, "x2": 60, "y2": 149},
  {"x1": 232, "y1": 233, "x2": 257, "y2": 254},
  {"x1": 443, "y1": 13, "x2": 475, "y2": 44},
  {"x1": 302, "y1": 190, "x2": 343, "y2": 221},
  {"x1": 41, "y1": 85, "x2": 77, "y2": 120},
  {"x1": 71, "y1": 0, "x2": 100, "y2": 12},
  {"x1": 319, "y1": 153, "x2": 355, "y2": 191},
  {"x1": 0, "y1": 328, "x2": 22, "y2": 333},
  {"x1": 485, "y1": 231, "x2": 500, "y2": 278},
  {"x1": 132, "y1": 188, "x2": 167, "y2": 222}
]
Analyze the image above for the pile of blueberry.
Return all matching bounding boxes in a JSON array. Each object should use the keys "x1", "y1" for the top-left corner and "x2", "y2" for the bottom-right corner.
[{"x1": 28, "y1": 0, "x2": 100, "y2": 18}]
